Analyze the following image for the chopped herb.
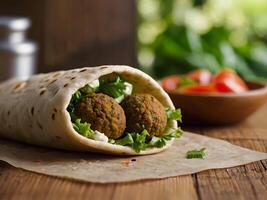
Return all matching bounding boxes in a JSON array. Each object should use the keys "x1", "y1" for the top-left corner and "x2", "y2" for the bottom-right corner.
[
  {"x1": 186, "y1": 148, "x2": 206, "y2": 159},
  {"x1": 166, "y1": 108, "x2": 182, "y2": 122}
]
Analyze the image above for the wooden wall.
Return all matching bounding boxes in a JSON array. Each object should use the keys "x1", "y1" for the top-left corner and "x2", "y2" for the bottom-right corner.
[{"x1": 0, "y1": 0, "x2": 136, "y2": 72}]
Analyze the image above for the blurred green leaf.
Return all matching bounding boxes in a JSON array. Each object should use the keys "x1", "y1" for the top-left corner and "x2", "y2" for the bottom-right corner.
[
  {"x1": 138, "y1": 0, "x2": 267, "y2": 82},
  {"x1": 185, "y1": 52, "x2": 221, "y2": 72}
]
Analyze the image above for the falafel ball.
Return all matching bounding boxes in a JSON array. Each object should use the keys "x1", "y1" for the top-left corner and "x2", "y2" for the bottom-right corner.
[
  {"x1": 75, "y1": 93, "x2": 126, "y2": 139},
  {"x1": 121, "y1": 93, "x2": 167, "y2": 137}
]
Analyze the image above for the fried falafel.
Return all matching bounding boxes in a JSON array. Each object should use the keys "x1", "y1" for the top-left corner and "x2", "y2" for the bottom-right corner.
[
  {"x1": 75, "y1": 93, "x2": 126, "y2": 139},
  {"x1": 121, "y1": 93, "x2": 167, "y2": 136}
]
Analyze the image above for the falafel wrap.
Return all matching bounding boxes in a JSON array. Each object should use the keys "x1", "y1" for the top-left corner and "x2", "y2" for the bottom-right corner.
[{"x1": 0, "y1": 65, "x2": 182, "y2": 155}]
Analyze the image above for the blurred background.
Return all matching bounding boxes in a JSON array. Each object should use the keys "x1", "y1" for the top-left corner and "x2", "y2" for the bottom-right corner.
[
  {"x1": 0, "y1": 0, "x2": 267, "y2": 81},
  {"x1": 138, "y1": 0, "x2": 267, "y2": 81}
]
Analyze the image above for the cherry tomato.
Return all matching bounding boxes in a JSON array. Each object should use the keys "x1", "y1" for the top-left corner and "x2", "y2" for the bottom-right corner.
[
  {"x1": 160, "y1": 75, "x2": 180, "y2": 91},
  {"x1": 187, "y1": 69, "x2": 212, "y2": 84},
  {"x1": 181, "y1": 84, "x2": 217, "y2": 93},
  {"x1": 212, "y1": 69, "x2": 248, "y2": 93}
]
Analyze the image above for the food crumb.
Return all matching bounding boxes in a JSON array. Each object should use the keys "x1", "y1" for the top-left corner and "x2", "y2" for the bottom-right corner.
[{"x1": 121, "y1": 160, "x2": 129, "y2": 167}]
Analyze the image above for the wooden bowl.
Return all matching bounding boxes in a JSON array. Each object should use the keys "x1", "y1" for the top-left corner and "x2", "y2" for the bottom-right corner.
[{"x1": 167, "y1": 82, "x2": 267, "y2": 125}]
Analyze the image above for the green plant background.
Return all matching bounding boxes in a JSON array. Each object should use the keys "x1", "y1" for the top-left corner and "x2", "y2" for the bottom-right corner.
[{"x1": 137, "y1": 0, "x2": 267, "y2": 81}]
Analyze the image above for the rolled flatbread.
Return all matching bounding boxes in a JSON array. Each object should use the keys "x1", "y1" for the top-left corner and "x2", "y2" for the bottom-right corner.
[{"x1": 0, "y1": 66, "x2": 178, "y2": 155}]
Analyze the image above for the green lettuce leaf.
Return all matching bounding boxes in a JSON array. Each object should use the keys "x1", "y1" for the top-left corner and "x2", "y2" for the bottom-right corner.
[
  {"x1": 67, "y1": 90, "x2": 83, "y2": 121},
  {"x1": 131, "y1": 129, "x2": 150, "y2": 152},
  {"x1": 67, "y1": 76, "x2": 132, "y2": 122},
  {"x1": 148, "y1": 127, "x2": 183, "y2": 148},
  {"x1": 67, "y1": 82, "x2": 98, "y2": 119},
  {"x1": 113, "y1": 133, "x2": 134, "y2": 146},
  {"x1": 113, "y1": 129, "x2": 149, "y2": 153},
  {"x1": 97, "y1": 76, "x2": 132, "y2": 103},
  {"x1": 111, "y1": 128, "x2": 183, "y2": 153},
  {"x1": 67, "y1": 76, "x2": 183, "y2": 153},
  {"x1": 72, "y1": 119, "x2": 95, "y2": 139},
  {"x1": 166, "y1": 108, "x2": 182, "y2": 122}
]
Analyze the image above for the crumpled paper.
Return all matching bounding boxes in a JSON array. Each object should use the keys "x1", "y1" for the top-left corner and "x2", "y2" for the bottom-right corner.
[{"x1": 0, "y1": 132, "x2": 266, "y2": 183}]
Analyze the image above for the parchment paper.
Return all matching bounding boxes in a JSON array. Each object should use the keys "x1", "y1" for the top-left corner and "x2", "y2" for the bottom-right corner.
[{"x1": 0, "y1": 132, "x2": 266, "y2": 183}]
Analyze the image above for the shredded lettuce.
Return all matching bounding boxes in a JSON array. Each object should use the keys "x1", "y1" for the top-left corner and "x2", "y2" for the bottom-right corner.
[
  {"x1": 67, "y1": 90, "x2": 83, "y2": 121},
  {"x1": 131, "y1": 129, "x2": 150, "y2": 152},
  {"x1": 67, "y1": 76, "x2": 133, "y2": 140},
  {"x1": 68, "y1": 76, "x2": 132, "y2": 116},
  {"x1": 148, "y1": 128, "x2": 183, "y2": 148},
  {"x1": 109, "y1": 128, "x2": 183, "y2": 153},
  {"x1": 72, "y1": 119, "x2": 95, "y2": 139},
  {"x1": 67, "y1": 76, "x2": 183, "y2": 152},
  {"x1": 186, "y1": 148, "x2": 206, "y2": 159},
  {"x1": 111, "y1": 133, "x2": 134, "y2": 146},
  {"x1": 79, "y1": 84, "x2": 97, "y2": 94},
  {"x1": 67, "y1": 86, "x2": 96, "y2": 137},
  {"x1": 109, "y1": 130, "x2": 149, "y2": 152},
  {"x1": 166, "y1": 108, "x2": 182, "y2": 122},
  {"x1": 67, "y1": 77, "x2": 131, "y2": 117},
  {"x1": 97, "y1": 76, "x2": 132, "y2": 103}
]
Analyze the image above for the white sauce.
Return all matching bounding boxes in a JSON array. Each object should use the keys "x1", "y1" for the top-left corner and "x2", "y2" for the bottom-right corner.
[
  {"x1": 88, "y1": 79, "x2": 100, "y2": 89},
  {"x1": 93, "y1": 130, "x2": 108, "y2": 143},
  {"x1": 125, "y1": 82, "x2": 133, "y2": 95}
]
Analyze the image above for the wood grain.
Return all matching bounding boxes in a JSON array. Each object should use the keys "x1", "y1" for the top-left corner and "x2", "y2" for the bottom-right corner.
[
  {"x1": 194, "y1": 133, "x2": 267, "y2": 200},
  {"x1": 0, "y1": 104, "x2": 267, "y2": 200},
  {"x1": 0, "y1": 162, "x2": 198, "y2": 200}
]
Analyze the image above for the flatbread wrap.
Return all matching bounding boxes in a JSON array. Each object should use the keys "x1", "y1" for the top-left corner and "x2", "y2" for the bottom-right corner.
[{"x1": 0, "y1": 65, "x2": 182, "y2": 155}]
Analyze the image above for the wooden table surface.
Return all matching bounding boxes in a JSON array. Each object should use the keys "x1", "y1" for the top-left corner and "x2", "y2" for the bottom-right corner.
[{"x1": 1, "y1": 104, "x2": 267, "y2": 200}]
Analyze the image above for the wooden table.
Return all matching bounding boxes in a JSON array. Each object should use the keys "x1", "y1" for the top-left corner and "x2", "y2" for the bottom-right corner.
[{"x1": 1, "y1": 104, "x2": 267, "y2": 200}]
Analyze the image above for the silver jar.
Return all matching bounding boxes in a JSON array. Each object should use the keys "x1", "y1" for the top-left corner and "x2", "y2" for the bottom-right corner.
[{"x1": 0, "y1": 17, "x2": 38, "y2": 82}]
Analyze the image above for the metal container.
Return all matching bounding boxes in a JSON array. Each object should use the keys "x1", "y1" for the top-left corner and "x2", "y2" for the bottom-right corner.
[{"x1": 0, "y1": 17, "x2": 38, "y2": 82}]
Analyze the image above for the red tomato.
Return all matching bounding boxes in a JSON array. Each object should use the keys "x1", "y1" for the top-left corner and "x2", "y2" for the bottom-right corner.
[
  {"x1": 160, "y1": 75, "x2": 180, "y2": 91},
  {"x1": 212, "y1": 69, "x2": 248, "y2": 93},
  {"x1": 187, "y1": 69, "x2": 212, "y2": 84},
  {"x1": 181, "y1": 84, "x2": 217, "y2": 93}
]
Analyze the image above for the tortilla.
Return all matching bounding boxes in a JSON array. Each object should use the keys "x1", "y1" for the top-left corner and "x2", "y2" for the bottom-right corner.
[{"x1": 0, "y1": 65, "x2": 177, "y2": 155}]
